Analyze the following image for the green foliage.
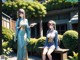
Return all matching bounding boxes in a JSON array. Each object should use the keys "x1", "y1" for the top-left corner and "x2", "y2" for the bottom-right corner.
[
  {"x1": 8, "y1": 39, "x2": 17, "y2": 52},
  {"x1": 62, "y1": 30, "x2": 78, "y2": 52},
  {"x1": 3, "y1": 47, "x2": 13, "y2": 60},
  {"x1": 58, "y1": 34, "x2": 64, "y2": 47},
  {"x1": 26, "y1": 2, "x2": 46, "y2": 18},
  {"x1": 3, "y1": 47, "x2": 13, "y2": 55},
  {"x1": 2, "y1": 26, "x2": 14, "y2": 54},
  {"x1": 66, "y1": 52, "x2": 78, "y2": 60},
  {"x1": 27, "y1": 38, "x2": 38, "y2": 53},
  {"x1": 2, "y1": 42, "x2": 9, "y2": 49},
  {"x1": 35, "y1": 37, "x2": 46, "y2": 53},
  {"x1": 43, "y1": 0, "x2": 78, "y2": 11},
  {"x1": 2, "y1": 26, "x2": 14, "y2": 41},
  {"x1": 58, "y1": 34, "x2": 63, "y2": 41},
  {"x1": 27, "y1": 37, "x2": 46, "y2": 54},
  {"x1": 2, "y1": 1, "x2": 47, "y2": 19}
]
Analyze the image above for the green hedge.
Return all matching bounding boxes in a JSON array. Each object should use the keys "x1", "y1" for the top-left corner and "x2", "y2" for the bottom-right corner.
[
  {"x1": 2, "y1": 26, "x2": 14, "y2": 41},
  {"x1": 27, "y1": 37, "x2": 46, "y2": 55},
  {"x1": 35, "y1": 37, "x2": 46, "y2": 53},
  {"x1": 2, "y1": 26, "x2": 14, "y2": 49},
  {"x1": 62, "y1": 30, "x2": 78, "y2": 52},
  {"x1": 27, "y1": 38, "x2": 38, "y2": 53}
]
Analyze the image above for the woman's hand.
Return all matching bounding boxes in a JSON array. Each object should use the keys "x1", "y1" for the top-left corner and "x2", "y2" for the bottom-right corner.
[
  {"x1": 30, "y1": 23, "x2": 37, "y2": 27},
  {"x1": 17, "y1": 26, "x2": 21, "y2": 29}
]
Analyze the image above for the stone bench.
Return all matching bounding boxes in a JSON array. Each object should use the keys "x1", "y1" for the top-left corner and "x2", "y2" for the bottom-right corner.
[{"x1": 38, "y1": 47, "x2": 69, "y2": 60}]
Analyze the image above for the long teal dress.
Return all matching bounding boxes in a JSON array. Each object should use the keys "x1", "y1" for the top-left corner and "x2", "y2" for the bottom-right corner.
[{"x1": 14, "y1": 18, "x2": 30, "y2": 60}]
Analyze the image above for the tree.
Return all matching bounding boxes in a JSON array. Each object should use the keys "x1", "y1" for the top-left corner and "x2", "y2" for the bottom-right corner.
[{"x1": 43, "y1": 0, "x2": 78, "y2": 11}]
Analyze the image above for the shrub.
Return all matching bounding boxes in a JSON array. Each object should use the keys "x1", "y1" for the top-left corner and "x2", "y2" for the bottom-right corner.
[
  {"x1": 27, "y1": 38, "x2": 38, "y2": 53},
  {"x1": 3, "y1": 47, "x2": 13, "y2": 60},
  {"x1": 2, "y1": 26, "x2": 14, "y2": 41},
  {"x1": 36, "y1": 37, "x2": 46, "y2": 47},
  {"x1": 66, "y1": 52, "x2": 78, "y2": 60},
  {"x1": 8, "y1": 40, "x2": 17, "y2": 52},
  {"x1": 62, "y1": 30, "x2": 78, "y2": 52},
  {"x1": 27, "y1": 37, "x2": 46, "y2": 55},
  {"x1": 35, "y1": 37, "x2": 46, "y2": 53},
  {"x1": 2, "y1": 42, "x2": 9, "y2": 49},
  {"x1": 2, "y1": 26, "x2": 14, "y2": 52}
]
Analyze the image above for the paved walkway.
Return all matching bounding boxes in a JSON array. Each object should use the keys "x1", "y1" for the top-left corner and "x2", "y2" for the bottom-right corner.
[
  {"x1": 7, "y1": 52, "x2": 41, "y2": 60},
  {"x1": 0, "y1": 52, "x2": 41, "y2": 60},
  {"x1": 8, "y1": 56, "x2": 41, "y2": 60}
]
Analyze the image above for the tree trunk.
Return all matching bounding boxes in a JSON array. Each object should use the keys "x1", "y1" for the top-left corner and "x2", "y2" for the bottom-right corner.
[{"x1": 40, "y1": 17, "x2": 43, "y2": 37}]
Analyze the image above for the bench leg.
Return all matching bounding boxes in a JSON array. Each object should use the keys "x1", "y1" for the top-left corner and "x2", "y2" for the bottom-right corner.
[{"x1": 61, "y1": 52, "x2": 67, "y2": 60}]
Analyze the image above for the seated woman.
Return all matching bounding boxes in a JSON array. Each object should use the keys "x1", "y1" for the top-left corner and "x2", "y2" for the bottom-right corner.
[{"x1": 42, "y1": 20, "x2": 59, "y2": 60}]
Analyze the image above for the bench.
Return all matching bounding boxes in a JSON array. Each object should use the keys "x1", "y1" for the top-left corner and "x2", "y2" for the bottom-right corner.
[{"x1": 38, "y1": 47, "x2": 69, "y2": 60}]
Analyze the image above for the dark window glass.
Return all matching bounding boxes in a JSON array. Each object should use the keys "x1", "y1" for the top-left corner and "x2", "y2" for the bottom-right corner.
[{"x1": 56, "y1": 24, "x2": 67, "y2": 34}]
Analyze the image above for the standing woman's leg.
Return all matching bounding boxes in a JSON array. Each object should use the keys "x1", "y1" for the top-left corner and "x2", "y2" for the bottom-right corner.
[
  {"x1": 42, "y1": 47, "x2": 48, "y2": 60},
  {"x1": 17, "y1": 33, "x2": 23, "y2": 60},
  {"x1": 47, "y1": 45, "x2": 55, "y2": 60},
  {"x1": 26, "y1": 47, "x2": 28, "y2": 60},
  {"x1": 22, "y1": 41, "x2": 29, "y2": 60},
  {"x1": 23, "y1": 46, "x2": 28, "y2": 60},
  {"x1": 17, "y1": 47, "x2": 23, "y2": 60}
]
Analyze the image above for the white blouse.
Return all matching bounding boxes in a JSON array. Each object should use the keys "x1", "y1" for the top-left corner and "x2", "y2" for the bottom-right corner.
[
  {"x1": 47, "y1": 30, "x2": 55, "y2": 38},
  {"x1": 47, "y1": 30, "x2": 55, "y2": 42},
  {"x1": 19, "y1": 19, "x2": 28, "y2": 27}
]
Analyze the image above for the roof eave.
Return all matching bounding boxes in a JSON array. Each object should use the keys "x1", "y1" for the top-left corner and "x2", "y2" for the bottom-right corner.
[{"x1": 46, "y1": 7, "x2": 78, "y2": 16}]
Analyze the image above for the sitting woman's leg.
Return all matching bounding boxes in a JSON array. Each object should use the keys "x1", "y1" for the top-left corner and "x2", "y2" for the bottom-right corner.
[
  {"x1": 42, "y1": 46, "x2": 48, "y2": 60},
  {"x1": 47, "y1": 45, "x2": 55, "y2": 60}
]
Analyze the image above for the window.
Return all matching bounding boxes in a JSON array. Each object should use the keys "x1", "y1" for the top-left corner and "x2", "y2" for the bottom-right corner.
[
  {"x1": 72, "y1": 23, "x2": 78, "y2": 31},
  {"x1": 56, "y1": 24, "x2": 67, "y2": 34},
  {"x1": 59, "y1": 13, "x2": 70, "y2": 20},
  {"x1": 53, "y1": 13, "x2": 70, "y2": 20}
]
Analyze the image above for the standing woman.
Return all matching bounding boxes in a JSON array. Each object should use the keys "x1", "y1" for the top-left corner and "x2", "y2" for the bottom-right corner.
[
  {"x1": 42, "y1": 20, "x2": 59, "y2": 60},
  {"x1": 14, "y1": 9, "x2": 31, "y2": 60}
]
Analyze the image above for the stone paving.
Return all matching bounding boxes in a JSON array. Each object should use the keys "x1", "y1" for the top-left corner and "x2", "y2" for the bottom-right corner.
[
  {"x1": 0, "y1": 53, "x2": 41, "y2": 60},
  {"x1": 8, "y1": 56, "x2": 41, "y2": 60}
]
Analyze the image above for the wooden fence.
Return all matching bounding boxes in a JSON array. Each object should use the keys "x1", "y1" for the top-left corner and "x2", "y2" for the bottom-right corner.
[{"x1": 2, "y1": 12, "x2": 16, "y2": 32}]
